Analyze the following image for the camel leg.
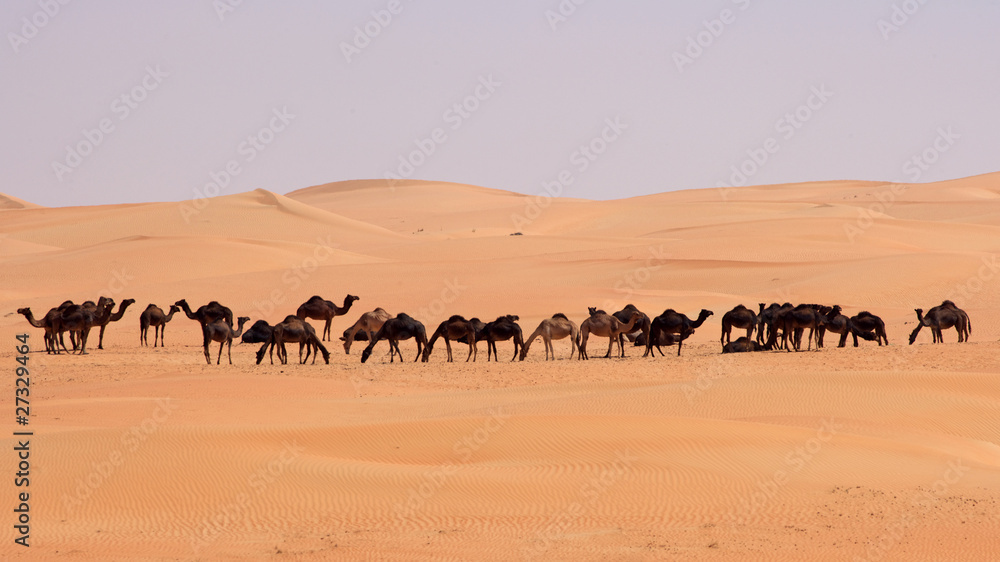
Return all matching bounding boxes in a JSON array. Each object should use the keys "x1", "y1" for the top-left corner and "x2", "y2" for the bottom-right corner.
[
  {"x1": 838, "y1": 331, "x2": 848, "y2": 348},
  {"x1": 607, "y1": 336, "x2": 615, "y2": 359},
  {"x1": 511, "y1": 337, "x2": 521, "y2": 362},
  {"x1": 746, "y1": 326, "x2": 753, "y2": 342},
  {"x1": 98, "y1": 325, "x2": 107, "y2": 350},
  {"x1": 445, "y1": 339, "x2": 453, "y2": 363},
  {"x1": 466, "y1": 340, "x2": 476, "y2": 363},
  {"x1": 579, "y1": 331, "x2": 589, "y2": 360}
]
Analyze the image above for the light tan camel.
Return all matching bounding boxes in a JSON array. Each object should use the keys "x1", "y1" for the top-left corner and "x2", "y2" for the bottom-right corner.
[
  {"x1": 296, "y1": 294, "x2": 360, "y2": 341},
  {"x1": 579, "y1": 311, "x2": 642, "y2": 360},
  {"x1": 519, "y1": 313, "x2": 581, "y2": 361},
  {"x1": 341, "y1": 307, "x2": 391, "y2": 354}
]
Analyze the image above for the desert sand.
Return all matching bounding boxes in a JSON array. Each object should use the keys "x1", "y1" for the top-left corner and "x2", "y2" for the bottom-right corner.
[{"x1": 1, "y1": 175, "x2": 999, "y2": 561}]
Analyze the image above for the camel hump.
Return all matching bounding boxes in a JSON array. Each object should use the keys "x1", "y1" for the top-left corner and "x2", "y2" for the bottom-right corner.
[
  {"x1": 447, "y1": 314, "x2": 467, "y2": 322},
  {"x1": 552, "y1": 313, "x2": 568, "y2": 320}
]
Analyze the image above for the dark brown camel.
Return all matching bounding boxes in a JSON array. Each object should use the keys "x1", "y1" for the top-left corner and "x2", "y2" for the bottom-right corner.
[
  {"x1": 644, "y1": 309, "x2": 714, "y2": 357},
  {"x1": 18, "y1": 306, "x2": 68, "y2": 354},
  {"x1": 175, "y1": 299, "x2": 233, "y2": 327},
  {"x1": 94, "y1": 298, "x2": 135, "y2": 349},
  {"x1": 767, "y1": 304, "x2": 826, "y2": 352},
  {"x1": 423, "y1": 315, "x2": 478, "y2": 362},
  {"x1": 611, "y1": 305, "x2": 651, "y2": 358},
  {"x1": 203, "y1": 316, "x2": 249, "y2": 365},
  {"x1": 256, "y1": 316, "x2": 329, "y2": 365},
  {"x1": 850, "y1": 311, "x2": 888, "y2": 346},
  {"x1": 242, "y1": 320, "x2": 274, "y2": 344},
  {"x1": 722, "y1": 336, "x2": 763, "y2": 353},
  {"x1": 139, "y1": 304, "x2": 180, "y2": 347},
  {"x1": 721, "y1": 304, "x2": 758, "y2": 345},
  {"x1": 519, "y1": 313, "x2": 581, "y2": 361},
  {"x1": 59, "y1": 297, "x2": 115, "y2": 355},
  {"x1": 482, "y1": 315, "x2": 524, "y2": 362},
  {"x1": 296, "y1": 294, "x2": 359, "y2": 341},
  {"x1": 635, "y1": 329, "x2": 689, "y2": 356},
  {"x1": 909, "y1": 300, "x2": 971, "y2": 344},
  {"x1": 580, "y1": 311, "x2": 642, "y2": 360},
  {"x1": 360, "y1": 313, "x2": 428, "y2": 363}
]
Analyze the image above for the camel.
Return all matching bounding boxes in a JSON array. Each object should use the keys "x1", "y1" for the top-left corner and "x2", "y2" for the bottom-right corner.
[
  {"x1": 482, "y1": 315, "x2": 524, "y2": 362},
  {"x1": 815, "y1": 306, "x2": 878, "y2": 348},
  {"x1": 423, "y1": 315, "x2": 478, "y2": 362},
  {"x1": 519, "y1": 313, "x2": 581, "y2": 361},
  {"x1": 850, "y1": 311, "x2": 888, "y2": 346},
  {"x1": 635, "y1": 329, "x2": 689, "y2": 356},
  {"x1": 644, "y1": 309, "x2": 714, "y2": 357},
  {"x1": 59, "y1": 297, "x2": 115, "y2": 355},
  {"x1": 139, "y1": 304, "x2": 180, "y2": 347},
  {"x1": 360, "y1": 313, "x2": 428, "y2": 363},
  {"x1": 722, "y1": 336, "x2": 763, "y2": 353},
  {"x1": 203, "y1": 316, "x2": 249, "y2": 365},
  {"x1": 94, "y1": 298, "x2": 135, "y2": 349},
  {"x1": 767, "y1": 304, "x2": 826, "y2": 352},
  {"x1": 256, "y1": 316, "x2": 329, "y2": 365},
  {"x1": 721, "y1": 304, "x2": 757, "y2": 345},
  {"x1": 612, "y1": 305, "x2": 651, "y2": 358},
  {"x1": 756, "y1": 303, "x2": 791, "y2": 347},
  {"x1": 341, "y1": 307, "x2": 392, "y2": 354},
  {"x1": 296, "y1": 294, "x2": 360, "y2": 341},
  {"x1": 241, "y1": 320, "x2": 274, "y2": 344},
  {"x1": 175, "y1": 299, "x2": 233, "y2": 327},
  {"x1": 909, "y1": 300, "x2": 971, "y2": 344},
  {"x1": 579, "y1": 310, "x2": 642, "y2": 360},
  {"x1": 17, "y1": 306, "x2": 68, "y2": 354}
]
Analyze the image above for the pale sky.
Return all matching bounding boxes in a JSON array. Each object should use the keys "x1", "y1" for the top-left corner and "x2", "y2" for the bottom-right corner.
[{"x1": 2, "y1": 1, "x2": 998, "y2": 207}]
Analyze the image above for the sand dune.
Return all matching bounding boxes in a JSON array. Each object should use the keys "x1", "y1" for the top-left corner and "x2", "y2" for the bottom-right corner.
[{"x1": 2, "y1": 175, "x2": 999, "y2": 560}]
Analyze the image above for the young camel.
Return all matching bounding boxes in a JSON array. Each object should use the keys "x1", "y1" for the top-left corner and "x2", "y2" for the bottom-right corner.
[
  {"x1": 579, "y1": 311, "x2": 642, "y2": 360},
  {"x1": 423, "y1": 315, "x2": 478, "y2": 362},
  {"x1": 139, "y1": 304, "x2": 180, "y2": 347},
  {"x1": 519, "y1": 314, "x2": 581, "y2": 361},
  {"x1": 202, "y1": 316, "x2": 249, "y2": 365},
  {"x1": 341, "y1": 308, "x2": 392, "y2": 354}
]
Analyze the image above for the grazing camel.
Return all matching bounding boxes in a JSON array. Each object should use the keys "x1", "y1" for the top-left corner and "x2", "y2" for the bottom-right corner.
[
  {"x1": 721, "y1": 304, "x2": 757, "y2": 345},
  {"x1": 360, "y1": 313, "x2": 428, "y2": 363},
  {"x1": 722, "y1": 336, "x2": 763, "y2": 353},
  {"x1": 296, "y1": 294, "x2": 360, "y2": 341},
  {"x1": 768, "y1": 304, "x2": 826, "y2": 352},
  {"x1": 635, "y1": 329, "x2": 689, "y2": 356},
  {"x1": 612, "y1": 305, "x2": 651, "y2": 358},
  {"x1": 18, "y1": 306, "x2": 68, "y2": 354},
  {"x1": 644, "y1": 309, "x2": 714, "y2": 357},
  {"x1": 256, "y1": 316, "x2": 329, "y2": 365},
  {"x1": 909, "y1": 300, "x2": 971, "y2": 344},
  {"x1": 241, "y1": 320, "x2": 274, "y2": 344},
  {"x1": 94, "y1": 298, "x2": 135, "y2": 349},
  {"x1": 341, "y1": 308, "x2": 392, "y2": 354},
  {"x1": 203, "y1": 317, "x2": 250, "y2": 365},
  {"x1": 520, "y1": 314, "x2": 581, "y2": 361},
  {"x1": 579, "y1": 311, "x2": 642, "y2": 360},
  {"x1": 139, "y1": 304, "x2": 180, "y2": 347},
  {"x1": 850, "y1": 311, "x2": 888, "y2": 346},
  {"x1": 423, "y1": 315, "x2": 478, "y2": 362},
  {"x1": 482, "y1": 315, "x2": 524, "y2": 362},
  {"x1": 59, "y1": 297, "x2": 116, "y2": 355}
]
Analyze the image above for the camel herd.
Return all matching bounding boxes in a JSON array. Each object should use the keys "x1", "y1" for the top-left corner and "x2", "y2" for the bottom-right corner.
[{"x1": 16, "y1": 294, "x2": 974, "y2": 365}]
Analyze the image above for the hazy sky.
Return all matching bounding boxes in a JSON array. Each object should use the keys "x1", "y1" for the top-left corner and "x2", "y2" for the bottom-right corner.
[{"x1": 2, "y1": 1, "x2": 998, "y2": 207}]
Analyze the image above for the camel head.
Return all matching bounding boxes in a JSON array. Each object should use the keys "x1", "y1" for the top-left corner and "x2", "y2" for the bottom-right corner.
[
  {"x1": 697, "y1": 309, "x2": 714, "y2": 321},
  {"x1": 16, "y1": 307, "x2": 30, "y2": 316},
  {"x1": 360, "y1": 346, "x2": 373, "y2": 363},
  {"x1": 587, "y1": 307, "x2": 600, "y2": 316},
  {"x1": 914, "y1": 308, "x2": 924, "y2": 322}
]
